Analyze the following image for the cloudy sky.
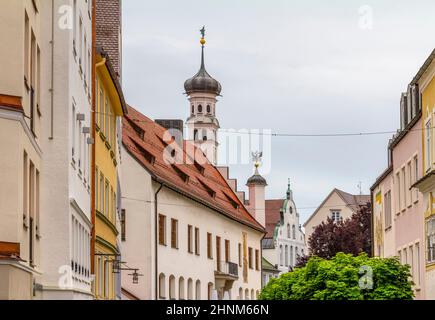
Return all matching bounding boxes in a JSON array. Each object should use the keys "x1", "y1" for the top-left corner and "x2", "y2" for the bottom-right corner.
[{"x1": 122, "y1": 0, "x2": 435, "y2": 224}]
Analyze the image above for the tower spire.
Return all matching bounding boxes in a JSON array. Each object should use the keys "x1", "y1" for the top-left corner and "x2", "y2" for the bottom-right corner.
[{"x1": 287, "y1": 178, "x2": 293, "y2": 200}]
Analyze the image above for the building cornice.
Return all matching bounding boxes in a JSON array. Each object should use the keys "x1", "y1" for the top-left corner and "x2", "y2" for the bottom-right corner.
[{"x1": 0, "y1": 106, "x2": 42, "y2": 157}]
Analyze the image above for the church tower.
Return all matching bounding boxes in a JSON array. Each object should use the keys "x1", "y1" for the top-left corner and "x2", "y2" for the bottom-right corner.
[{"x1": 184, "y1": 27, "x2": 222, "y2": 165}]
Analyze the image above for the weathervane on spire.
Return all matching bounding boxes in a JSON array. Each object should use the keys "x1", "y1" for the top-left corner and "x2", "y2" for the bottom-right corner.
[
  {"x1": 200, "y1": 26, "x2": 206, "y2": 46},
  {"x1": 252, "y1": 151, "x2": 263, "y2": 169}
]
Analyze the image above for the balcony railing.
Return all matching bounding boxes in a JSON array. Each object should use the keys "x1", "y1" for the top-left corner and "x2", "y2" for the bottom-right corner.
[{"x1": 216, "y1": 261, "x2": 238, "y2": 278}]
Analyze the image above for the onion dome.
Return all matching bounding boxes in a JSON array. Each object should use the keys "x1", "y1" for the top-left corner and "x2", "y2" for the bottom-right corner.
[
  {"x1": 184, "y1": 35, "x2": 222, "y2": 95},
  {"x1": 247, "y1": 164, "x2": 267, "y2": 186}
]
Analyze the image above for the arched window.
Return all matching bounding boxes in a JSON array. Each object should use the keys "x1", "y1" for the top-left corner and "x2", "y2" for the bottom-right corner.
[
  {"x1": 198, "y1": 105, "x2": 203, "y2": 113},
  {"x1": 256, "y1": 290, "x2": 260, "y2": 299},
  {"x1": 245, "y1": 289, "x2": 249, "y2": 300},
  {"x1": 208, "y1": 283, "x2": 214, "y2": 300},
  {"x1": 195, "y1": 280, "x2": 201, "y2": 300},
  {"x1": 279, "y1": 245, "x2": 283, "y2": 266},
  {"x1": 290, "y1": 246, "x2": 294, "y2": 266},
  {"x1": 287, "y1": 223, "x2": 290, "y2": 238},
  {"x1": 187, "y1": 278, "x2": 193, "y2": 300},
  {"x1": 191, "y1": 105, "x2": 194, "y2": 114},
  {"x1": 239, "y1": 287, "x2": 243, "y2": 300},
  {"x1": 301, "y1": 249, "x2": 304, "y2": 257},
  {"x1": 159, "y1": 273, "x2": 166, "y2": 299},
  {"x1": 194, "y1": 129, "x2": 198, "y2": 140},
  {"x1": 251, "y1": 289, "x2": 255, "y2": 300},
  {"x1": 179, "y1": 277, "x2": 185, "y2": 300},
  {"x1": 292, "y1": 225, "x2": 296, "y2": 239},
  {"x1": 203, "y1": 135, "x2": 207, "y2": 141},
  {"x1": 207, "y1": 105, "x2": 211, "y2": 114},
  {"x1": 169, "y1": 275, "x2": 176, "y2": 300},
  {"x1": 296, "y1": 247, "x2": 299, "y2": 258},
  {"x1": 285, "y1": 245, "x2": 289, "y2": 267},
  {"x1": 290, "y1": 207, "x2": 293, "y2": 214}
]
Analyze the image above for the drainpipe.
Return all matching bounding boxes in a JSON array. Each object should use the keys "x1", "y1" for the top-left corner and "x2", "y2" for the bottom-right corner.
[
  {"x1": 154, "y1": 183, "x2": 163, "y2": 300},
  {"x1": 49, "y1": 0, "x2": 54, "y2": 139}
]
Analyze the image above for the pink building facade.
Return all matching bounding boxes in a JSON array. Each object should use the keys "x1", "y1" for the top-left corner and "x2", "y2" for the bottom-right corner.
[{"x1": 372, "y1": 89, "x2": 425, "y2": 299}]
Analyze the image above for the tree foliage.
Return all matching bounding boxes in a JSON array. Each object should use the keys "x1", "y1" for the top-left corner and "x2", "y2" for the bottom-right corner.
[
  {"x1": 301, "y1": 203, "x2": 371, "y2": 265},
  {"x1": 260, "y1": 253, "x2": 414, "y2": 300}
]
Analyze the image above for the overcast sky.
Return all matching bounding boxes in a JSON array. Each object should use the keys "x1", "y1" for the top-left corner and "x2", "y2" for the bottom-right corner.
[{"x1": 122, "y1": 0, "x2": 435, "y2": 225}]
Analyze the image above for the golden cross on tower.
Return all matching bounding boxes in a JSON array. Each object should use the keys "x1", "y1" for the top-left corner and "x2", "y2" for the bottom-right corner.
[{"x1": 200, "y1": 26, "x2": 206, "y2": 46}]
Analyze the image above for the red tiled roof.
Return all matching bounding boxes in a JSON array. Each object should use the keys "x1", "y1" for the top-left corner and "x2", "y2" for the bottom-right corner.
[
  {"x1": 264, "y1": 199, "x2": 283, "y2": 238},
  {"x1": 122, "y1": 106, "x2": 265, "y2": 232}
]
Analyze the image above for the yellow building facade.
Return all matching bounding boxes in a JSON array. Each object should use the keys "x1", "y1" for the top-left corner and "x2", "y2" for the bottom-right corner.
[
  {"x1": 413, "y1": 49, "x2": 435, "y2": 299},
  {"x1": 94, "y1": 49, "x2": 126, "y2": 300}
]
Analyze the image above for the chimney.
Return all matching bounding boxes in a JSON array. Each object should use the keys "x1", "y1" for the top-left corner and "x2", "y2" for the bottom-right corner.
[
  {"x1": 246, "y1": 165, "x2": 267, "y2": 228},
  {"x1": 96, "y1": 0, "x2": 122, "y2": 80},
  {"x1": 155, "y1": 119, "x2": 184, "y2": 147}
]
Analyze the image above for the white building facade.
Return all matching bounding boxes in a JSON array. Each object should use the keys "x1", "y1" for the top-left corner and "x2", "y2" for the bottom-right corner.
[
  {"x1": 35, "y1": 0, "x2": 93, "y2": 299},
  {"x1": 262, "y1": 182, "x2": 306, "y2": 280}
]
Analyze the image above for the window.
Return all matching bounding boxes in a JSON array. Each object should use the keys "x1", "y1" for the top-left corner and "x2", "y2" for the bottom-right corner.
[
  {"x1": 169, "y1": 275, "x2": 175, "y2": 300},
  {"x1": 105, "y1": 180, "x2": 109, "y2": 216},
  {"x1": 416, "y1": 243, "x2": 421, "y2": 287},
  {"x1": 187, "y1": 225, "x2": 193, "y2": 253},
  {"x1": 384, "y1": 191, "x2": 392, "y2": 229},
  {"x1": 238, "y1": 243, "x2": 242, "y2": 266},
  {"x1": 191, "y1": 105, "x2": 194, "y2": 114},
  {"x1": 331, "y1": 211, "x2": 342, "y2": 222},
  {"x1": 105, "y1": 97, "x2": 109, "y2": 138},
  {"x1": 104, "y1": 259, "x2": 109, "y2": 298},
  {"x1": 255, "y1": 249, "x2": 259, "y2": 271},
  {"x1": 195, "y1": 280, "x2": 201, "y2": 300},
  {"x1": 35, "y1": 170, "x2": 40, "y2": 236},
  {"x1": 198, "y1": 105, "x2": 202, "y2": 113},
  {"x1": 427, "y1": 217, "x2": 435, "y2": 263},
  {"x1": 99, "y1": 173, "x2": 104, "y2": 213},
  {"x1": 187, "y1": 278, "x2": 193, "y2": 300},
  {"x1": 207, "y1": 233, "x2": 212, "y2": 259},
  {"x1": 407, "y1": 162, "x2": 412, "y2": 206},
  {"x1": 225, "y1": 240, "x2": 230, "y2": 263},
  {"x1": 24, "y1": 11, "x2": 30, "y2": 84},
  {"x1": 401, "y1": 167, "x2": 406, "y2": 210},
  {"x1": 285, "y1": 245, "x2": 288, "y2": 267},
  {"x1": 207, "y1": 105, "x2": 211, "y2": 114},
  {"x1": 158, "y1": 273, "x2": 166, "y2": 299},
  {"x1": 170, "y1": 219, "x2": 178, "y2": 249},
  {"x1": 216, "y1": 236, "x2": 221, "y2": 271},
  {"x1": 99, "y1": 87, "x2": 104, "y2": 130},
  {"x1": 290, "y1": 246, "x2": 294, "y2": 266},
  {"x1": 23, "y1": 151, "x2": 28, "y2": 224},
  {"x1": 195, "y1": 227, "x2": 200, "y2": 255},
  {"x1": 279, "y1": 245, "x2": 283, "y2": 266},
  {"x1": 287, "y1": 224, "x2": 290, "y2": 238},
  {"x1": 98, "y1": 257, "x2": 103, "y2": 297},
  {"x1": 426, "y1": 120, "x2": 431, "y2": 171},
  {"x1": 248, "y1": 247, "x2": 253, "y2": 269},
  {"x1": 30, "y1": 31, "x2": 36, "y2": 133},
  {"x1": 179, "y1": 277, "x2": 185, "y2": 300},
  {"x1": 414, "y1": 156, "x2": 419, "y2": 202},
  {"x1": 158, "y1": 214, "x2": 166, "y2": 246},
  {"x1": 292, "y1": 224, "x2": 296, "y2": 239},
  {"x1": 121, "y1": 209, "x2": 126, "y2": 241},
  {"x1": 396, "y1": 172, "x2": 401, "y2": 213},
  {"x1": 208, "y1": 283, "x2": 214, "y2": 300}
]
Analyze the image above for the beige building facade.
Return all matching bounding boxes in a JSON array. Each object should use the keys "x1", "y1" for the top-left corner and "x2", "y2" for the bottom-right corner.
[{"x1": 0, "y1": 0, "x2": 43, "y2": 300}]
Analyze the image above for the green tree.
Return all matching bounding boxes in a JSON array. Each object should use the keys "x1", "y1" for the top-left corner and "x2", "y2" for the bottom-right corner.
[{"x1": 260, "y1": 253, "x2": 414, "y2": 300}]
